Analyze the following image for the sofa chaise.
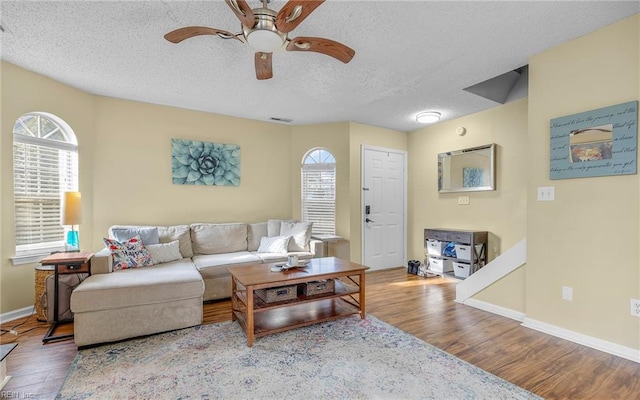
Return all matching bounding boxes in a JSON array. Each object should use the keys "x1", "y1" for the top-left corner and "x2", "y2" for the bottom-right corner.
[{"x1": 70, "y1": 220, "x2": 321, "y2": 347}]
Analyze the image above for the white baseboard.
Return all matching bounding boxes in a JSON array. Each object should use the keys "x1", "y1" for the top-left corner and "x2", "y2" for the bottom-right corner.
[
  {"x1": 460, "y1": 299, "x2": 639, "y2": 363},
  {"x1": 459, "y1": 298, "x2": 526, "y2": 322},
  {"x1": 522, "y1": 317, "x2": 640, "y2": 363},
  {"x1": 0, "y1": 306, "x2": 34, "y2": 324}
]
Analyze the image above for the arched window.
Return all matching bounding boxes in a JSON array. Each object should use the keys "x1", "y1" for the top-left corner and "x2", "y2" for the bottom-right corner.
[
  {"x1": 301, "y1": 148, "x2": 336, "y2": 235},
  {"x1": 12, "y1": 112, "x2": 78, "y2": 263}
]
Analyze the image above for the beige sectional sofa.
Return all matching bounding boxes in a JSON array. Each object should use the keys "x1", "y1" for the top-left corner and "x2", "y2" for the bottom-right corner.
[{"x1": 70, "y1": 220, "x2": 321, "y2": 347}]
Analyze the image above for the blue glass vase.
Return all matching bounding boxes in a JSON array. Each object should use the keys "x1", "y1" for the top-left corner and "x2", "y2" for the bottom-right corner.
[{"x1": 66, "y1": 230, "x2": 79, "y2": 251}]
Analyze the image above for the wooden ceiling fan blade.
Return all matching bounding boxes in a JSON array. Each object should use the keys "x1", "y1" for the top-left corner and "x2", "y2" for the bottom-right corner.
[
  {"x1": 225, "y1": 0, "x2": 255, "y2": 28},
  {"x1": 164, "y1": 26, "x2": 241, "y2": 43},
  {"x1": 287, "y1": 36, "x2": 355, "y2": 63},
  {"x1": 275, "y1": 0, "x2": 325, "y2": 33},
  {"x1": 255, "y1": 52, "x2": 273, "y2": 80}
]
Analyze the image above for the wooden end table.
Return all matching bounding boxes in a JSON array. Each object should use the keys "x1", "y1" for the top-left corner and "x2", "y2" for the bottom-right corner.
[
  {"x1": 228, "y1": 257, "x2": 368, "y2": 346},
  {"x1": 40, "y1": 251, "x2": 93, "y2": 343}
]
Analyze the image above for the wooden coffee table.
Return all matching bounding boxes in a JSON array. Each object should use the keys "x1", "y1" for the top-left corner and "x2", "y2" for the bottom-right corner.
[{"x1": 228, "y1": 257, "x2": 368, "y2": 346}]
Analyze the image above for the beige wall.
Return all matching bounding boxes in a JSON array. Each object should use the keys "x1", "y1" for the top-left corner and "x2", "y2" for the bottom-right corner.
[
  {"x1": 348, "y1": 122, "x2": 408, "y2": 263},
  {"x1": 91, "y1": 96, "x2": 292, "y2": 251},
  {"x1": 527, "y1": 15, "x2": 639, "y2": 348},
  {"x1": 0, "y1": 62, "x2": 294, "y2": 314},
  {"x1": 291, "y1": 123, "x2": 351, "y2": 258},
  {"x1": 407, "y1": 99, "x2": 529, "y2": 312},
  {"x1": 0, "y1": 61, "x2": 407, "y2": 314},
  {"x1": 1, "y1": 62, "x2": 95, "y2": 313}
]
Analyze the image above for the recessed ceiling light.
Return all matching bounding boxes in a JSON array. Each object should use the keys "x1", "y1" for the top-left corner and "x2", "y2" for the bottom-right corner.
[{"x1": 416, "y1": 111, "x2": 441, "y2": 124}]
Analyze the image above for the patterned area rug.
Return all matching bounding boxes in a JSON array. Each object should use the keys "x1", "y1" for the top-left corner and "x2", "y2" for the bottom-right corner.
[{"x1": 57, "y1": 316, "x2": 541, "y2": 399}]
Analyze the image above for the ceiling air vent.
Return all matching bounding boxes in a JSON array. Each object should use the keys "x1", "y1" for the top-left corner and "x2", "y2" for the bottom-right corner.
[{"x1": 270, "y1": 117, "x2": 293, "y2": 123}]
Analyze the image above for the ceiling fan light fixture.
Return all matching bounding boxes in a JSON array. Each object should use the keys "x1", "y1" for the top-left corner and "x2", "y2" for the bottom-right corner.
[
  {"x1": 416, "y1": 111, "x2": 441, "y2": 124},
  {"x1": 246, "y1": 29, "x2": 285, "y2": 52}
]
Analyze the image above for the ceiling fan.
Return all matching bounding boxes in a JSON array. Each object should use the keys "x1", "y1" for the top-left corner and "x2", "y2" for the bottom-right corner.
[{"x1": 164, "y1": 0, "x2": 355, "y2": 80}]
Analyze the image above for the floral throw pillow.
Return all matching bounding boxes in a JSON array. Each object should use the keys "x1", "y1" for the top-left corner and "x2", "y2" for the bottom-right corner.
[{"x1": 103, "y1": 235, "x2": 153, "y2": 271}]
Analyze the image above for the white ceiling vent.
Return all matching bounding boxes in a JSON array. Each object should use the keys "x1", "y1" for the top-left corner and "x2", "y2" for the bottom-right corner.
[{"x1": 463, "y1": 65, "x2": 528, "y2": 104}]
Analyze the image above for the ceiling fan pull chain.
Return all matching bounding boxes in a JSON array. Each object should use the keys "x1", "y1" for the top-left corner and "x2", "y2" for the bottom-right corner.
[{"x1": 285, "y1": 6, "x2": 303, "y2": 23}]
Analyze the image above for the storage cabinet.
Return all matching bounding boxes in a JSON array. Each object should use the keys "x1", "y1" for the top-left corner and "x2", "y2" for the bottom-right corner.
[{"x1": 424, "y1": 229, "x2": 488, "y2": 279}]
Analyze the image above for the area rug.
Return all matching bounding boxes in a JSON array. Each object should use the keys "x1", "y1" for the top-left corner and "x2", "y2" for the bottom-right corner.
[{"x1": 57, "y1": 316, "x2": 541, "y2": 399}]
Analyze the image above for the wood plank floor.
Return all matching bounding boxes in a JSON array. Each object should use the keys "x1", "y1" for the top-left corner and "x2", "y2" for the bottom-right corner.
[{"x1": 1, "y1": 267, "x2": 638, "y2": 399}]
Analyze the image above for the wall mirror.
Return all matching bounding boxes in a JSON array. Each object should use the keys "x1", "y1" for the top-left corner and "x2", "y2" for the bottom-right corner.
[{"x1": 438, "y1": 144, "x2": 496, "y2": 193}]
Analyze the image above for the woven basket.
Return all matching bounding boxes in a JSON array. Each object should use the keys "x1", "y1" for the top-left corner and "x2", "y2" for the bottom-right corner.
[
  {"x1": 255, "y1": 285, "x2": 297, "y2": 303},
  {"x1": 302, "y1": 279, "x2": 335, "y2": 296},
  {"x1": 35, "y1": 265, "x2": 54, "y2": 322}
]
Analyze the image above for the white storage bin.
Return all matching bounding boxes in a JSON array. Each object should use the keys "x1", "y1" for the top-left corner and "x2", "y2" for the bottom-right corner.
[
  {"x1": 426, "y1": 240, "x2": 447, "y2": 257},
  {"x1": 453, "y1": 261, "x2": 473, "y2": 278},
  {"x1": 454, "y1": 244, "x2": 471, "y2": 261},
  {"x1": 428, "y1": 257, "x2": 453, "y2": 273}
]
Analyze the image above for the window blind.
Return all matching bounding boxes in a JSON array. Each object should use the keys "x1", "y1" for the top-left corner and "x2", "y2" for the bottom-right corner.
[
  {"x1": 302, "y1": 165, "x2": 335, "y2": 235},
  {"x1": 13, "y1": 141, "x2": 77, "y2": 250}
]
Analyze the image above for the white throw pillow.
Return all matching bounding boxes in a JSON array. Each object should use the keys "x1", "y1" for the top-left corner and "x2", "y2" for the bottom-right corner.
[
  {"x1": 146, "y1": 240, "x2": 183, "y2": 264},
  {"x1": 280, "y1": 221, "x2": 312, "y2": 252},
  {"x1": 257, "y1": 235, "x2": 291, "y2": 254},
  {"x1": 267, "y1": 219, "x2": 298, "y2": 237}
]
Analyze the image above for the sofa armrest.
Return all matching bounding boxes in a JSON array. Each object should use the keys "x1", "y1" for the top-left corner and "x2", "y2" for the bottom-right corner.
[
  {"x1": 309, "y1": 239, "x2": 323, "y2": 258},
  {"x1": 91, "y1": 247, "x2": 113, "y2": 274}
]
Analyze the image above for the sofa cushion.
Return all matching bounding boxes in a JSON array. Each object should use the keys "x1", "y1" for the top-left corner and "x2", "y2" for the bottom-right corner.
[
  {"x1": 280, "y1": 221, "x2": 312, "y2": 252},
  {"x1": 146, "y1": 240, "x2": 183, "y2": 265},
  {"x1": 257, "y1": 235, "x2": 291, "y2": 254},
  {"x1": 191, "y1": 223, "x2": 248, "y2": 255},
  {"x1": 103, "y1": 236, "x2": 153, "y2": 271},
  {"x1": 247, "y1": 222, "x2": 267, "y2": 251},
  {"x1": 111, "y1": 227, "x2": 159, "y2": 245},
  {"x1": 192, "y1": 252, "x2": 261, "y2": 278},
  {"x1": 110, "y1": 225, "x2": 192, "y2": 258},
  {"x1": 267, "y1": 219, "x2": 298, "y2": 237},
  {"x1": 158, "y1": 225, "x2": 193, "y2": 259},
  {"x1": 71, "y1": 259, "x2": 203, "y2": 313}
]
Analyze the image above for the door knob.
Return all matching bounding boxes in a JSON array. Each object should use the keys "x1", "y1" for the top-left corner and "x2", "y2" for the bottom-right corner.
[{"x1": 365, "y1": 218, "x2": 375, "y2": 223}]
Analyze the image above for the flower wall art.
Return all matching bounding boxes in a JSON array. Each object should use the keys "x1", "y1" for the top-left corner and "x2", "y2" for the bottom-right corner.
[{"x1": 171, "y1": 138, "x2": 240, "y2": 186}]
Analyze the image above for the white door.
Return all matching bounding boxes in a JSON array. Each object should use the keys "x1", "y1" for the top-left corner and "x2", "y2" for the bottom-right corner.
[{"x1": 362, "y1": 146, "x2": 406, "y2": 270}]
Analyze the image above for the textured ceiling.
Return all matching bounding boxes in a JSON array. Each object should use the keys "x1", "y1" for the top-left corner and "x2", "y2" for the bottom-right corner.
[{"x1": 1, "y1": 1, "x2": 638, "y2": 132}]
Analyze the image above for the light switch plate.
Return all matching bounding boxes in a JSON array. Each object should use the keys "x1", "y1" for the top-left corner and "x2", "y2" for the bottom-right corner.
[{"x1": 537, "y1": 186, "x2": 555, "y2": 201}]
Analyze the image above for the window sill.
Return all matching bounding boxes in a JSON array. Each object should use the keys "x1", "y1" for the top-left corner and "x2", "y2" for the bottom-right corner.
[{"x1": 11, "y1": 247, "x2": 65, "y2": 266}]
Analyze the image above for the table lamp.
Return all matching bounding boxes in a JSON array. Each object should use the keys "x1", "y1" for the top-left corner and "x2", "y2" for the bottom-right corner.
[{"x1": 61, "y1": 191, "x2": 82, "y2": 251}]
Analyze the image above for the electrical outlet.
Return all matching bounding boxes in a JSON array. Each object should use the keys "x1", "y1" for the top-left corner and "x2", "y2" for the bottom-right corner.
[
  {"x1": 562, "y1": 286, "x2": 573, "y2": 301},
  {"x1": 458, "y1": 196, "x2": 470, "y2": 205},
  {"x1": 631, "y1": 299, "x2": 640, "y2": 317}
]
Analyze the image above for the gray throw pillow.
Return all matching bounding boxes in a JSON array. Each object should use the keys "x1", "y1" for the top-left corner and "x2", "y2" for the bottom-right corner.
[{"x1": 112, "y1": 227, "x2": 160, "y2": 245}]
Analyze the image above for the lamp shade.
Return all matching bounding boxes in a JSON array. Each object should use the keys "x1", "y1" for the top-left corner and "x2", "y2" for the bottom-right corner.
[{"x1": 61, "y1": 191, "x2": 82, "y2": 226}]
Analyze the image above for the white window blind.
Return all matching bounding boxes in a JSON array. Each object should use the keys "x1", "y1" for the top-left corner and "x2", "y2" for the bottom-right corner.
[
  {"x1": 13, "y1": 113, "x2": 78, "y2": 261},
  {"x1": 302, "y1": 149, "x2": 336, "y2": 235}
]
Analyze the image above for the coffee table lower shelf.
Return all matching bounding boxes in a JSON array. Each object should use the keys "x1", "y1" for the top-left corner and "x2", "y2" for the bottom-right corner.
[{"x1": 233, "y1": 298, "x2": 360, "y2": 338}]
